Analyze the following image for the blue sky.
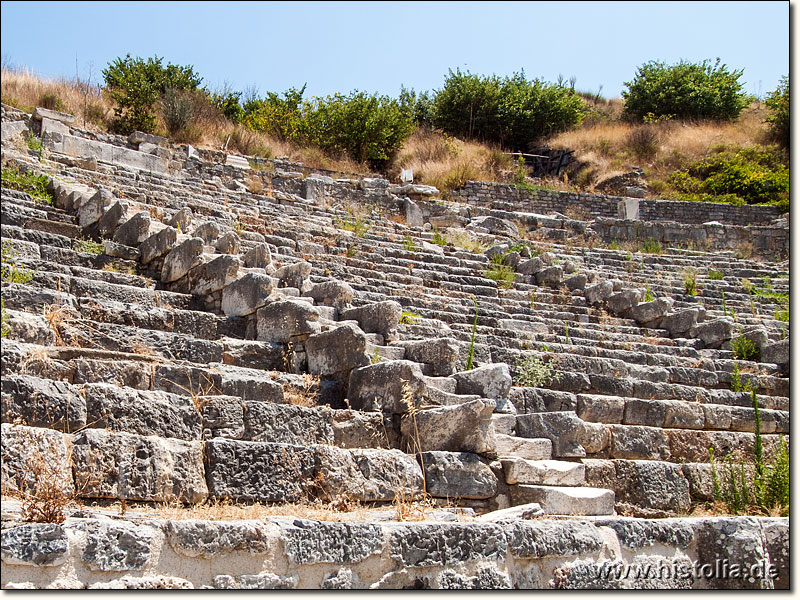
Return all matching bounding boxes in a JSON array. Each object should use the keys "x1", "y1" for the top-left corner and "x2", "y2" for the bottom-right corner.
[{"x1": 0, "y1": 1, "x2": 790, "y2": 100}]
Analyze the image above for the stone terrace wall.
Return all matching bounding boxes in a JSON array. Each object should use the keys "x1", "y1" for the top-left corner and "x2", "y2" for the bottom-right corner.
[{"x1": 450, "y1": 182, "x2": 783, "y2": 226}]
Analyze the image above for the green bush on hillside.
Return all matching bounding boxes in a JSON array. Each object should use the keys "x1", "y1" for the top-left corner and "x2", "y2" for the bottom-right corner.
[
  {"x1": 765, "y1": 75, "x2": 789, "y2": 148},
  {"x1": 103, "y1": 54, "x2": 203, "y2": 134},
  {"x1": 668, "y1": 145, "x2": 789, "y2": 211},
  {"x1": 622, "y1": 59, "x2": 749, "y2": 122},
  {"x1": 430, "y1": 69, "x2": 587, "y2": 150}
]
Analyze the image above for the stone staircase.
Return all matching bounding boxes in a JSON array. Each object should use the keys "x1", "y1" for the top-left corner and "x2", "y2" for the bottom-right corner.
[{"x1": 0, "y1": 104, "x2": 788, "y2": 589}]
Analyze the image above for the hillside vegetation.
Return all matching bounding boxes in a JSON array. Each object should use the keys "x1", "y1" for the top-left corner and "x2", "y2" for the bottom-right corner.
[{"x1": 0, "y1": 56, "x2": 788, "y2": 211}]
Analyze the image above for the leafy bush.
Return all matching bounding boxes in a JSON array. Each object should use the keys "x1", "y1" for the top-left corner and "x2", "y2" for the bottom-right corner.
[
  {"x1": 161, "y1": 87, "x2": 194, "y2": 135},
  {"x1": 764, "y1": 76, "x2": 789, "y2": 148},
  {"x1": 730, "y1": 335, "x2": 759, "y2": 361},
  {"x1": 708, "y1": 268, "x2": 724, "y2": 280},
  {"x1": 209, "y1": 88, "x2": 244, "y2": 124},
  {"x1": 242, "y1": 86, "x2": 305, "y2": 141},
  {"x1": 640, "y1": 238, "x2": 663, "y2": 254},
  {"x1": 623, "y1": 59, "x2": 749, "y2": 122},
  {"x1": 1, "y1": 167, "x2": 53, "y2": 204},
  {"x1": 668, "y1": 145, "x2": 789, "y2": 210},
  {"x1": 1, "y1": 242, "x2": 34, "y2": 284},
  {"x1": 682, "y1": 268, "x2": 698, "y2": 296},
  {"x1": 103, "y1": 54, "x2": 202, "y2": 134},
  {"x1": 484, "y1": 263, "x2": 515, "y2": 289},
  {"x1": 515, "y1": 353, "x2": 561, "y2": 388},
  {"x1": 431, "y1": 69, "x2": 586, "y2": 150},
  {"x1": 38, "y1": 92, "x2": 63, "y2": 112}
]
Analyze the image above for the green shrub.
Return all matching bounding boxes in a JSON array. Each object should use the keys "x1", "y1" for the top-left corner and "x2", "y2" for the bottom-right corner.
[
  {"x1": 1, "y1": 242, "x2": 33, "y2": 284},
  {"x1": 764, "y1": 76, "x2": 789, "y2": 148},
  {"x1": 430, "y1": 228, "x2": 447, "y2": 246},
  {"x1": 710, "y1": 390, "x2": 789, "y2": 516},
  {"x1": 161, "y1": 87, "x2": 194, "y2": 135},
  {"x1": 730, "y1": 361, "x2": 753, "y2": 393},
  {"x1": 209, "y1": 88, "x2": 244, "y2": 124},
  {"x1": 730, "y1": 335, "x2": 759, "y2": 361},
  {"x1": 622, "y1": 59, "x2": 749, "y2": 121},
  {"x1": 399, "y1": 311, "x2": 420, "y2": 325},
  {"x1": 103, "y1": 54, "x2": 202, "y2": 134},
  {"x1": 38, "y1": 92, "x2": 63, "y2": 112},
  {"x1": 708, "y1": 268, "x2": 724, "y2": 280},
  {"x1": 242, "y1": 86, "x2": 305, "y2": 141},
  {"x1": 484, "y1": 263, "x2": 515, "y2": 289},
  {"x1": 402, "y1": 234, "x2": 417, "y2": 252},
  {"x1": 337, "y1": 212, "x2": 370, "y2": 238},
  {"x1": 515, "y1": 353, "x2": 561, "y2": 388},
  {"x1": 74, "y1": 238, "x2": 105, "y2": 255},
  {"x1": 682, "y1": 268, "x2": 698, "y2": 296},
  {"x1": 1, "y1": 167, "x2": 53, "y2": 204},
  {"x1": 641, "y1": 238, "x2": 663, "y2": 254},
  {"x1": 431, "y1": 69, "x2": 586, "y2": 150},
  {"x1": 668, "y1": 145, "x2": 788, "y2": 210}
]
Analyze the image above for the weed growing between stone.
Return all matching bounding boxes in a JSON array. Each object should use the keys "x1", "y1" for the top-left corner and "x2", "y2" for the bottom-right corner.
[{"x1": 515, "y1": 353, "x2": 561, "y2": 388}]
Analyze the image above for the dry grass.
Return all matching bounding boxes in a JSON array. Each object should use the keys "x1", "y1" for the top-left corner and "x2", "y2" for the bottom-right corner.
[
  {"x1": 548, "y1": 103, "x2": 772, "y2": 191},
  {"x1": 391, "y1": 127, "x2": 513, "y2": 192}
]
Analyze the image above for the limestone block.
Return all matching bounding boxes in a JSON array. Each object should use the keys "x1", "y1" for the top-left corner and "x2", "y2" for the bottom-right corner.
[
  {"x1": 660, "y1": 308, "x2": 702, "y2": 337},
  {"x1": 535, "y1": 265, "x2": 563, "y2": 287},
  {"x1": 80, "y1": 520, "x2": 153, "y2": 572},
  {"x1": 404, "y1": 198, "x2": 424, "y2": 227},
  {"x1": 256, "y1": 298, "x2": 321, "y2": 343},
  {"x1": 306, "y1": 323, "x2": 370, "y2": 376},
  {"x1": 395, "y1": 337, "x2": 461, "y2": 376},
  {"x1": 33, "y1": 106, "x2": 75, "y2": 124},
  {"x1": 1, "y1": 523, "x2": 68, "y2": 566},
  {"x1": 515, "y1": 412, "x2": 586, "y2": 458},
  {"x1": 340, "y1": 300, "x2": 403, "y2": 339},
  {"x1": 167, "y1": 207, "x2": 193, "y2": 232},
  {"x1": 421, "y1": 451, "x2": 498, "y2": 499},
  {"x1": 71, "y1": 429, "x2": 208, "y2": 503},
  {"x1": 243, "y1": 242, "x2": 272, "y2": 269},
  {"x1": 273, "y1": 260, "x2": 312, "y2": 289},
  {"x1": 509, "y1": 486, "x2": 615, "y2": 516},
  {"x1": 242, "y1": 401, "x2": 333, "y2": 445},
  {"x1": 452, "y1": 363, "x2": 512, "y2": 399},
  {"x1": 331, "y1": 410, "x2": 395, "y2": 449},
  {"x1": 761, "y1": 339, "x2": 788, "y2": 366},
  {"x1": 612, "y1": 459, "x2": 691, "y2": 512},
  {"x1": 303, "y1": 280, "x2": 354, "y2": 309},
  {"x1": 584, "y1": 280, "x2": 614, "y2": 305},
  {"x1": 494, "y1": 434, "x2": 552, "y2": 460},
  {"x1": 280, "y1": 520, "x2": 383, "y2": 567},
  {"x1": 215, "y1": 231, "x2": 240, "y2": 255},
  {"x1": 192, "y1": 221, "x2": 220, "y2": 243},
  {"x1": 388, "y1": 523, "x2": 507, "y2": 567},
  {"x1": 630, "y1": 297, "x2": 674, "y2": 326},
  {"x1": 1, "y1": 423, "x2": 74, "y2": 497},
  {"x1": 690, "y1": 318, "x2": 734, "y2": 348},
  {"x1": 139, "y1": 225, "x2": 177, "y2": 265},
  {"x1": 565, "y1": 272, "x2": 587, "y2": 291},
  {"x1": 609, "y1": 425, "x2": 670, "y2": 460},
  {"x1": 201, "y1": 395, "x2": 245, "y2": 439},
  {"x1": 517, "y1": 257, "x2": 543, "y2": 275},
  {"x1": 1, "y1": 373, "x2": 87, "y2": 432},
  {"x1": 507, "y1": 520, "x2": 604, "y2": 558},
  {"x1": 221, "y1": 272, "x2": 275, "y2": 317},
  {"x1": 96, "y1": 200, "x2": 129, "y2": 237},
  {"x1": 161, "y1": 237, "x2": 204, "y2": 283},
  {"x1": 187, "y1": 254, "x2": 241, "y2": 296},
  {"x1": 607, "y1": 289, "x2": 643, "y2": 315},
  {"x1": 401, "y1": 398, "x2": 496, "y2": 455},
  {"x1": 347, "y1": 360, "x2": 427, "y2": 413},
  {"x1": 576, "y1": 394, "x2": 624, "y2": 424},
  {"x1": 502, "y1": 458, "x2": 584, "y2": 486},
  {"x1": 77, "y1": 188, "x2": 113, "y2": 228}
]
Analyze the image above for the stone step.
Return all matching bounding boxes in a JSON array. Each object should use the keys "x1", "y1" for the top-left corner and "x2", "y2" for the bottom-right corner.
[
  {"x1": 501, "y1": 458, "x2": 585, "y2": 486},
  {"x1": 509, "y1": 484, "x2": 615, "y2": 516}
]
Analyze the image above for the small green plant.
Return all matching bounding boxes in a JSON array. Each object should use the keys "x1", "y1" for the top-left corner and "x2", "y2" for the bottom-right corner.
[
  {"x1": 399, "y1": 311, "x2": 420, "y2": 325},
  {"x1": 74, "y1": 238, "x2": 105, "y2": 255},
  {"x1": 337, "y1": 212, "x2": 371, "y2": 238},
  {"x1": 1, "y1": 243, "x2": 34, "y2": 284},
  {"x1": 721, "y1": 290, "x2": 733, "y2": 319},
  {"x1": 730, "y1": 334, "x2": 759, "y2": 362},
  {"x1": 26, "y1": 132, "x2": 43, "y2": 153},
  {"x1": 644, "y1": 283, "x2": 654, "y2": 302},
  {"x1": 607, "y1": 239, "x2": 621, "y2": 250},
  {"x1": 370, "y1": 347, "x2": 383, "y2": 365},
  {"x1": 708, "y1": 268, "x2": 724, "y2": 280},
  {"x1": 465, "y1": 297, "x2": 478, "y2": 370},
  {"x1": 682, "y1": 268, "x2": 698, "y2": 296},
  {"x1": 730, "y1": 361, "x2": 753, "y2": 393},
  {"x1": 515, "y1": 353, "x2": 561, "y2": 388},
  {"x1": 430, "y1": 227, "x2": 447, "y2": 246},
  {"x1": 1, "y1": 167, "x2": 54, "y2": 204},
  {"x1": 563, "y1": 321, "x2": 571, "y2": 345},
  {"x1": 775, "y1": 307, "x2": 789, "y2": 323},
  {"x1": 641, "y1": 238, "x2": 663, "y2": 254},
  {"x1": 345, "y1": 244, "x2": 358, "y2": 258},
  {"x1": 710, "y1": 390, "x2": 788, "y2": 516},
  {"x1": 484, "y1": 263, "x2": 515, "y2": 289},
  {"x1": 402, "y1": 233, "x2": 417, "y2": 252}
]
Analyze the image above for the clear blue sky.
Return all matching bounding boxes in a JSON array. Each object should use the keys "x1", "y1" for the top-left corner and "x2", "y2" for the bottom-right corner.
[{"x1": 0, "y1": 1, "x2": 790, "y2": 100}]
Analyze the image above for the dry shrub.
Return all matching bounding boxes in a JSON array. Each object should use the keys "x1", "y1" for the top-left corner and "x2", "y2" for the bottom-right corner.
[{"x1": 283, "y1": 373, "x2": 321, "y2": 407}]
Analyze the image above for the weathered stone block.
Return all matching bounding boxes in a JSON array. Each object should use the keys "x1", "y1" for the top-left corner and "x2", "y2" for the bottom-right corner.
[
  {"x1": 221, "y1": 272, "x2": 274, "y2": 317},
  {"x1": 1, "y1": 373, "x2": 86, "y2": 432},
  {"x1": 421, "y1": 451, "x2": 498, "y2": 499},
  {"x1": 402, "y1": 398, "x2": 496, "y2": 455},
  {"x1": 306, "y1": 323, "x2": 369, "y2": 376},
  {"x1": 161, "y1": 237, "x2": 204, "y2": 283},
  {"x1": 256, "y1": 298, "x2": 321, "y2": 343},
  {"x1": 347, "y1": 360, "x2": 426, "y2": 413},
  {"x1": 453, "y1": 363, "x2": 512, "y2": 399}
]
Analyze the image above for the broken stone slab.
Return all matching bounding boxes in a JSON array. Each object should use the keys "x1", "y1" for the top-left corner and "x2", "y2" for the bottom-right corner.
[
  {"x1": 494, "y1": 434, "x2": 552, "y2": 460},
  {"x1": 0, "y1": 523, "x2": 69, "y2": 566},
  {"x1": 516, "y1": 257, "x2": 542, "y2": 275},
  {"x1": 214, "y1": 573, "x2": 297, "y2": 590},
  {"x1": 607, "y1": 289, "x2": 643, "y2": 316},
  {"x1": 201, "y1": 396, "x2": 245, "y2": 439},
  {"x1": 77, "y1": 188, "x2": 113, "y2": 228},
  {"x1": 315, "y1": 446, "x2": 424, "y2": 502},
  {"x1": 256, "y1": 298, "x2": 321, "y2": 343},
  {"x1": 506, "y1": 520, "x2": 605, "y2": 558},
  {"x1": 112, "y1": 211, "x2": 152, "y2": 247},
  {"x1": 475, "y1": 503, "x2": 545, "y2": 522},
  {"x1": 71, "y1": 429, "x2": 208, "y2": 504},
  {"x1": 576, "y1": 394, "x2": 625, "y2": 424},
  {"x1": 402, "y1": 398, "x2": 496, "y2": 455},
  {"x1": 280, "y1": 520, "x2": 383, "y2": 567},
  {"x1": 274, "y1": 260, "x2": 312, "y2": 289},
  {"x1": 501, "y1": 458, "x2": 585, "y2": 486},
  {"x1": 347, "y1": 360, "x2": 427, "y2": 413},
  {"x1": 167, "y1": 207, "x2": 193, "y2": 232},
  {"x1": 404, "y1": 198, "x2": 424, "y2": 227},
  {"x1": 420, "y1": 451, "x2": 498, "y2": 500},
  {"x1": 103, "y1": 240, "x2": 140, "y2": 261},
  {"x1": 139, "y1": 225, "x2": 177, "y2": 265},
  {"x1": 609, "y1": 425, "x2": 671, "y2": 460},
  {"x1": 215, "y1": 231, "x2": 240, "y2": 255},
  {"x1": 303, "y1": 280, "x2": 354, "y2": 310},
  {"x1": 470, "y1": 216, "x2": 518, "y2": 238},
  {"x1": 242, "y1": 402, "x2": 333, "y2": 445},
  {"x1": 243, "y1": 242, "x2": 272, "y2": 269},
  {"x1": 306, "y1": 323, "x2": 370, "y2": 376},
  {"x1": 393, "y1": 337, "x2": 461, "y2": 376},
  {"x1": 660, "y1": 307, "x2": 703, "y2": 337},
  {"x1": 629, "y1": 297, "x2": 674, "y2": 326},
  {"x1": 611, "y1": 460, "x2": 691, "y2": 512},
  {"x1": 387, "y1": 522, "x2": 507, "y2": 568},
  {"x1": 690, "y1": 318, "x2": 734, "y2": 348},
  {"x1": 1, "y1": 373, "x2": 87, "y2": 432},
  {"x1": 33, "y1": 106, "x2": 75, "y2": 124},
  {"x1": 82, "y1": 383, "x2": 202, "y2": 441},
  {"x1": 161, "y1": 237, "x2": 204, "y2": 283},
  {"x1": 79, "y1": 519, "x2": 154, "y2": 572},
  {"x1": 509, "y1": 485, "x2": 615, "y2": 516},
  {"x1": 340, "y1": 300, "x2": 402, "y2": 340},
  {"x1": 761, "y1": 339, "x2": 788, "y2": 367},
  {"x1": 565, "y1": 272, "x2": 587, "y2": 291},
  {"x1": 221, "y1": 272, "x2": 275, "y2": 317},
  {"x1": 192, "y1": 221, "x2": 220, "y2": 243},
  {"x1": 515, "y1": 412, "x2": 587, "y2": 458},
  {"x1": 188, "y1": 254, "x2": 240, "y2": 296},
  {"x1": 1, "y1": 423, "x2": 74, "y2": 497},
  {"x1": 535, "y1": 265, "x2": 563, "y2": 287},
  {"x1": 452, "y1": 363, "x2": 512, "y2": 399},
  {"x1": 584, "y1": 280, "x2": 614, "y2": 305},
  {"x1": 96, "y1": 200, "x2": 129, "y2": 237}
]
